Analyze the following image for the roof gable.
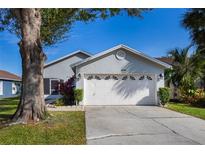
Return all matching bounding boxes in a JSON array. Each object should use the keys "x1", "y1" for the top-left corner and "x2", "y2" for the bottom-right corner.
[
  {"x1": 44, "y1": 50, "x2": 91, "y2": 68},
  {"x1": 72, "y1": 45, "x2": 171, "y2": 69}
]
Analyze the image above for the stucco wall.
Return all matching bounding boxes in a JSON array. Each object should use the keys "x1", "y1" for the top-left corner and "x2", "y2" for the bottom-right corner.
[
  {"x1": 44, "y1": 52, "x2": 90, "y2": 81},
  {"x1": 76, "y1": 48, "x2": 165, "y2": 90}
]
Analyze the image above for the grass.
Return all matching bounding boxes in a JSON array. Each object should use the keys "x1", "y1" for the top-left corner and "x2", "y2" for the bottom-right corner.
[
  {"x1": 0, "y1": 97, "x2": 19, "y2": 121},
  {"x1": 166, "y1": 102, "x2": 205, "y2": 120},
  {"x1": 0, "y1": 97, "x2": 86, "y2": 144}
]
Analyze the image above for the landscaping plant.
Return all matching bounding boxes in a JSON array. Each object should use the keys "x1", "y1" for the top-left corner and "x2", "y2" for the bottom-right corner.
[
  {"x1": 158, "y1": 87, "x2": 170, "y2": 106},
  {"x1": 58, "y1": 76, "x2": 75, "y2": 105},
  {"x1": 167, "y1": 45, "x2": 205, "y2": 104},
  {"x1": 180, "y1": 88, "x2": 205, "y2": 106},
  {"x1": 54, "y1": 98, "x2": 65, "y2": 106},
  {"x1": 74, "y1": 89, "x2": 83, "y2": 105}
]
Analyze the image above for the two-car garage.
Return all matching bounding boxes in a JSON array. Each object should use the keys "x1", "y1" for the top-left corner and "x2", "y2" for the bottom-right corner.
[
  {"x1": 84, "y1": 74, "x2": 157, "y2": 105},
  {"x1": 74, "y1": 45, "x2": 170, "y2": 106}
]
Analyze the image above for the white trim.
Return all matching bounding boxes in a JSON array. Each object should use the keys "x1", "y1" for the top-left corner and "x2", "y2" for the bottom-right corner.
[
  {"x1": 154, "y1": 74, "x2": 158, "y2": 105},
  {"x1": 84, "y1": 73, "x2": 158, "y2": 75},
  {"x1": 0, "y1": 81, "x2": 3, "y2": 95},
  {"x1": 83, "y1": 77, "x2": 86, "y2": 105},
  {"x1": 44, "y1": 50, "x2": 92, "y2": 68},
  {"x1": 72, "y1": 44, "x2": 171, "y2": 69}
]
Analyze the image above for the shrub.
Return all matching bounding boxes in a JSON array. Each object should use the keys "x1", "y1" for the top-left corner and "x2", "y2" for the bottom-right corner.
[
  {"x1": 158, "y1": 87, "x2": 170, "y2": 106},
  {"x1": 74, "y1": 89, "x2": 83, "y2": 105},
  {"x1": 56, "y1": 76, "x2": 76, "y2": 105},
  {"x1": 195, "y1": 89, "x2": 205, "y2": 98},
  {"x1": 180, "y1": 88, "x2": 196, "y2": 104},
  {"x1": 180, "y1": 88, "x2": 205, "y2": 106},
  {"x1": 196, "y1": 98, "x2": 205, "y2": 108},
  {"x1": 178, "y1": 76, "x2": 198, "y2": 104},
  {"x1": 54, "y1": 98, "x2": 64, "y2": 106}
]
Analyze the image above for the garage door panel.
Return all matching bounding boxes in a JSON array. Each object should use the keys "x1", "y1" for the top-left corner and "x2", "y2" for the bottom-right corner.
[{"x1": 84, "y1": 74, "x2": 156, "y2": 105}]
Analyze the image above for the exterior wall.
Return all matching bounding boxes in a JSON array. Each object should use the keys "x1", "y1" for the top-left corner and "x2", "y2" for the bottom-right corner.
[
  {"x1": 0, "y1": 80, "x2": 20, "y2": 98},
  {"x1": 76, "y1": 48, "x2": 165, "y2": 90},
  {"x1": 44, "y1": 53, "x2": 90, "y2": 81}
]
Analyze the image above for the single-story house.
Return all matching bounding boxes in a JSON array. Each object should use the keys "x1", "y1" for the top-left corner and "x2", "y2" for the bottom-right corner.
[
  {"x1": 0, "y1": 70, "x2": 21, "y2": 98},
  {"x1": 44, "y1": 44, "x2": 171, "y2": 105}
]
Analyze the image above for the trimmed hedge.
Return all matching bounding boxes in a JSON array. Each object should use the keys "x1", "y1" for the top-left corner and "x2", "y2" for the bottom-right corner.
[
  {"x1": 158, "y1": 87, "x2": 170, "y2": 106},
  {"x1": 74, "y1": 89, "x2": 83, "y2": 105}
]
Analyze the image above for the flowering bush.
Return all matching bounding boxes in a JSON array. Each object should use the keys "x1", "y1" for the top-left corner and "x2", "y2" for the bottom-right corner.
[
  {"x1": 57, "y1": 76, "x2": 76, "y2": 105},
  {"x1": 180, "y1": 88, "x2": 205, "y2": 105}
]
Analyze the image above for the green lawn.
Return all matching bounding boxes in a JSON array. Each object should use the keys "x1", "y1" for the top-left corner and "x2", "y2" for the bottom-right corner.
[
  {"x1": 166, "y1": 102, "x2": 205, "y2": 120},
  {"x1": 0, "y1": 97, "x2": 86, "y2": 144},
  {"x1": 0, "y1": 97, "x2": 19, "y2": 121}
]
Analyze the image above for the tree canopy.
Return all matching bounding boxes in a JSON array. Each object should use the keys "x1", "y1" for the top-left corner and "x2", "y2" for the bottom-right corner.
[
  {"x1": 182, "y1": 8, "x2": 205, "y2": 49},
  {"x1": 166, "y1": 46, "x2": 204, "y2": 88},
  {"x1": 0, "y1": 8, "x2": 149, "y2": 46}
]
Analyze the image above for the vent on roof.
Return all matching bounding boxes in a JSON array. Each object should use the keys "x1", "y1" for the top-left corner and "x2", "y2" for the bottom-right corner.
[{"x1": 116, "y1": 50, "x2": 126, "y2": 60}]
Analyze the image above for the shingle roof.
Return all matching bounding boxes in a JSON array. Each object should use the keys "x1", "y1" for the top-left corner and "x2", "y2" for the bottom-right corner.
[
  {"x1": 0, "y1": 70, "x2": 21, "y2": 81},
  {"x1": 156, "y1": 57, "x2": 174, "y2": 66}
]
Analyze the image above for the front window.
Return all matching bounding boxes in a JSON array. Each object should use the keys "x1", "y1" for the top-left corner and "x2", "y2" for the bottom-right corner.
[{"x1": 51, "y1": 80, "x2": 60, "y2": 95}]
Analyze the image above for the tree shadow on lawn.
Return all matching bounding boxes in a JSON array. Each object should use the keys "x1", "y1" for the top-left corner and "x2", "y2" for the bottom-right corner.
[
  {"x1": 0, "y1": 98, "x2": 18, "y2": 125},
  {"x1": 0, "y1": 100, "x2": 19, "y2": 106},
  {"x1": 0, "y1": 107, "x2": 16, "y2": 125},
  {"x1": 0, "y1": 114, "x2": 13, "y2": 121},
  {"x1": 0, "y1": 106, "x2": 18, "y2": 112}
]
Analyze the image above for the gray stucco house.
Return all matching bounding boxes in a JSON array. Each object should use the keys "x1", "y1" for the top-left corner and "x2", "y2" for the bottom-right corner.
[
  {"x1": 44, "y1": 50, "x2": 91, "y2": 98},
  {"x1": 44, "y1": 44, "x2": 171, "y2": 105},
  {"x1": 0, "y1": 70, "x2": 21, "y2": 98}
]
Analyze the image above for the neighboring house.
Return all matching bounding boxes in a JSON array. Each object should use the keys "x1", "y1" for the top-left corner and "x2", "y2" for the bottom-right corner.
[
  {"x1": 156, "y1": 57, "x2": 174, "y2": 66},
  {"x1": 0, "y1": 70, "x2": 21, "y2": 98},
  {"x1": 44, "y1": 44, "x2": 171, "y2": 105}
]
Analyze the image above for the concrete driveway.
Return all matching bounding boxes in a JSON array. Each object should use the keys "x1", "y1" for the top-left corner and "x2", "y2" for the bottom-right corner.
[{"x1": 85, "y1": 106, "x2": 205, "y2": 145}]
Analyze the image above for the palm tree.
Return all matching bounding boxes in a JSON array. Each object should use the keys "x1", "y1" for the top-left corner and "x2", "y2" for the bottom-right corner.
[
  {"x1": 182, "y1": 9, "x2": 205, "y2": 50},
  {"x1": 167, "y1": 46, "x2": 204, "y2": 88},
  {"x1": 182, "y1": 9, "x2": 205, "y2": 89}
]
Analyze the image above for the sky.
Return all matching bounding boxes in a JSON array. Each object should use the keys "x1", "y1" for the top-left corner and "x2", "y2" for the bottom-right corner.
[{"x1": 0, "y1": 8, "x2": 191, "y2": 76}]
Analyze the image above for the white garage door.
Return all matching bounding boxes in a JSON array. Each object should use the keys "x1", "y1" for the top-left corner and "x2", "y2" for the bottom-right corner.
[{"x1": 84, "y1": 74, "x2": 156, "y2": 105}]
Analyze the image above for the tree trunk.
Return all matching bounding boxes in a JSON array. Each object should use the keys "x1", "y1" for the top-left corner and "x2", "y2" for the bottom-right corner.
[{"x1": 12, "y1": 9, "x2": 46, "y2": 124}]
